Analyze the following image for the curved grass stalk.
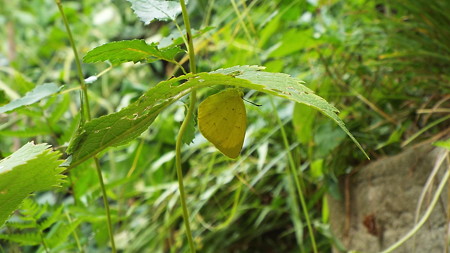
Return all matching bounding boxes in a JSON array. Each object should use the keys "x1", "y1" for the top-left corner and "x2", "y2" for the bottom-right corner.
[
  {"x1": 411, "y1": 150, "x2": 448, "y2": 253},
  {"x1": 65, "y1": 211, "x2": 84, "y2": 252},
  {"x1": 55, "y1": 1, "x2": 116, "y2": 251},
  {"x1": 270, "y1": 98, "x2": 318, "y2": 253},
  {"x1": 54, "y1": 0, "x2": 91, "y2": 122},
  {"x1": 402, "y1": 115, "x2": 450, "y2": 147},
  {"x1": 380, "y1": 167, "x2": 450, "y2": 253},
  {"x1": 214, "y1": 183, "x2": 243, "y2": 231},
  {"x1": 414, "y1": 151, "x2": 447, "y2": 222}
]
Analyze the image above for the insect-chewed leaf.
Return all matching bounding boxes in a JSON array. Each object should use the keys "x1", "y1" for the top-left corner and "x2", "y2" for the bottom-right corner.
[
  {"x1": 66, "y1": 65, "x2": 368, "y2": 167},
  {"x1": 83, "y1": 40, "x2": 183, "y2": 64}
]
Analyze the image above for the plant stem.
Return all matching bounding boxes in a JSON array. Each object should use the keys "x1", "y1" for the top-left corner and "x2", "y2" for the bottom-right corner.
[
  {"x1": 402, "y1": 114, "x2": 450, "y2": 147},
  {"x1": 55, "y1": 0, "x2": 91, "y2": 122},
  {"x1": 175, "y1": 0, "x2": 197, "y2": 252},
  {"x1": 180, "y1": 0, "x2": 196, "y2": 75},
  {"x1": 55, "y1": 1, "x2": 116, "y2": 251},
  {"x1": 65, "y1": 211, "x2": 84, "y2": 252},
  {"x1": 95, "y1": 158, "x2": 117, "y2": 252},
  {"x1": 175, "y1": 126, "x2": 196, "y2": 252},
  {"x1": 270, "y1": 98, "x2": 318, "y2": 253},
  {"x1": 38, "y1": 229, "x2": 50, "y2": 253}
]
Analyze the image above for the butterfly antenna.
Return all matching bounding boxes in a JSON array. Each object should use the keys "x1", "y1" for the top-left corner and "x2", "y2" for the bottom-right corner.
[{"x1": 243, "y1": 98, "x2": 262, "y2": 107}]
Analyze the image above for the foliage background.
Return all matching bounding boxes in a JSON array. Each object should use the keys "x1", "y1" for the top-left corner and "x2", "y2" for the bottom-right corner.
[{"x1": 0, "y1": 0, "x2": 448, "y2": 252}]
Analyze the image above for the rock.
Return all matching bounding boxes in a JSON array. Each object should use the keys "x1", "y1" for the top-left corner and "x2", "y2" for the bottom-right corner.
[{"x1": 328, "y1": 143, "x2": 449, "y2": 252}]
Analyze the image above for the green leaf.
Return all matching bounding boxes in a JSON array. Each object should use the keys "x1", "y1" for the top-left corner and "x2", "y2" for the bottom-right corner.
[
  {"x1": 313, "y1": 122, "x2": 346, "y2": 158},
  {"x1": 0, "y1": 128, "x2": 52, "y2": 137},
  {"x1": 39, "y1": 205, "x2": 63, "y2": 230},
  {"x1": 0, "y1": 142, "x2": 66, "y2": 227},
  {"x1": 0, "y1": 90, "x2": 8, "y2": 106},
  {"x1": 45, "y1": 219, "x2": 83, "y2": 249},
  {"x1": 268, "y1": 29, "x2": 316, "y2": 58},
  {"x1": 182, "y1": 110, "x2": 196, "y2": 145},
  {"x1": 66, "y1": 73, "x2": 197, "y2": 167},
  {"x1": 293, "y1": 103, "x2": 316, "y2": 144},
  {"x1": 375, "y1": 125, "x2": 405, "y2": 150},
  {"x1": 258, "y1": 14, "x2": 281, "y2": 48},
  {"x1": 0, "y1": 232, "x2": 41, "y2": 245},
  {"x1": 434, "y1": 138, "x2": 450, "y2": 150},
  {"x1": 126, "y1": 0, "x2": 183, "y2": 23},
  {"x1": 49, "y1": 93, "x2": 71, "y2": 125},
  {"x1": 83, "y1": 39, "x2": 183, "y2": 64},
  {"x1": 19, "y1": 199, "x2": 44, "y2": 221},
  {"x1": 4, "y1": 220, "x2": 36, "y2": 230},
  {"x1": 67, "y1": 65, "x2": 368, "y2": 168},
  {"x1": 0, "y1": 83, "x2": 61, "y2": 114}
]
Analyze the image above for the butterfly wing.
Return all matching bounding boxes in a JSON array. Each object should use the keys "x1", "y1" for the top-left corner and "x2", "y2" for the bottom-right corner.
[{"x1": 198, "y1": 89, "x2": 247, "y2": 159}]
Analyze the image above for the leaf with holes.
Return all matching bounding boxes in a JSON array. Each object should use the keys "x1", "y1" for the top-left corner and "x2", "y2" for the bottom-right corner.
[
  {"x1": 83, "y1": 40, "x2": 183, "y2": 65},
  {"x1": 67, "y1": 65, "x2": 368, "y2": 168}
]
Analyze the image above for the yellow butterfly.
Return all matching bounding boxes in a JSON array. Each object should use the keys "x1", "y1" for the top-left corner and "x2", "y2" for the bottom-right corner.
[{"x1": 198, "y1": 88, "x2": 247, "y2": 159}]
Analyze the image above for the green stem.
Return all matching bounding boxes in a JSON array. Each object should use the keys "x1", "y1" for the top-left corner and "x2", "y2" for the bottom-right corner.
[
  {"x1": 55, "y1": 1, "x2": 116, "y2": 251},
  {"x1": 38, "y1": 230, "x2": 50, "y2": 253},
  {"x1": 95, "y1": 158, "x2": 117, "y2": 252},
  {"x1": 55, "y1": 0, "x2": 91, "y2": 122},
  {"x1": 270, "y1": 98, "x2": 318, "y2": 253},
  {"x1": 230, "y1": 0, "x2": 253, "y2": 44},
  {"x1": 65, "y1": 211, "x2": 84, "y2": 253},
  {"x1": 175, "y1": 119, "x2": 196, "y2": 252},
  {"x1": 180, "y1": 0, "x2": 196, "y2": 75},
  {"x1": 175, "y1": 0, "x2": 196, "y2": 252}
]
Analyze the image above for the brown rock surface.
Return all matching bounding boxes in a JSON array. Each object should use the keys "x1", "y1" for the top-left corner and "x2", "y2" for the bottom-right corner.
[{"x1": 329, "y1": 144, "x2": 449, "y2": 252}]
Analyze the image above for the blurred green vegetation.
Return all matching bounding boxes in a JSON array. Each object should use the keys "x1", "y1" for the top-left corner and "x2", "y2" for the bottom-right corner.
[{"x1": 0, "y1": 0, "x2": 448, "y2": 252}]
